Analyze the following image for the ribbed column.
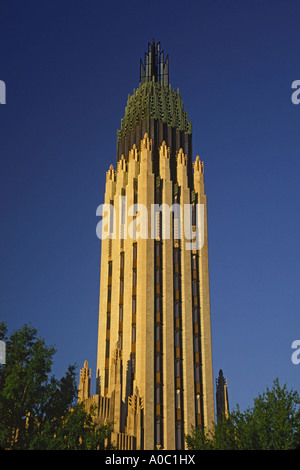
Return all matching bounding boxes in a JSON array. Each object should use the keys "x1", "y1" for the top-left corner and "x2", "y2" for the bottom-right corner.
[
  {"x1": 176, "y1": 148, "x2": 195, "y2": 445},
  {"x1": 96, "y1": 165, "x2": 116, "y2": 396},
  {"x1": 159, "y1": 142, "x2": 175, "y2": 450},
  {"x1": 108, "y1": 156, "x2": 127, "y2": 397},
  {"x1": 122, "y1": 145, "x2": 140, "y2": 406},
  {"x1": 193, "y1": 156, "x2": 214, "y2": 431},
  {"x1": 136, "y1": 133, "x2": 155, "y2": 449}
]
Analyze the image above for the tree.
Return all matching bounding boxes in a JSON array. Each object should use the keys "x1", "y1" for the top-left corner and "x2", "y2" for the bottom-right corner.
[
  {"x1": 185, "y1": 378, "x2": 300, "y2": 450},
  {"x1": 29, "y1": 402, "x2": 113, "y2": 450},
  {"x1": 0, "y1": 322, "x2": 112, "y2": 450}
]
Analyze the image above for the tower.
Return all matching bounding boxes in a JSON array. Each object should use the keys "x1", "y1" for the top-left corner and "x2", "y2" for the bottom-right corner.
[
  {"x1": 81, "y1": 40, "x2": 215, "y2": 450},
  {"x1": 216, "y1": 369, "x2": 229, "y2": 421}
]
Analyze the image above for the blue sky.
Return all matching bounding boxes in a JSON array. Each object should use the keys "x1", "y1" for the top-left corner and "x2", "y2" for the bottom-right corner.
[{"x1": 1, "y1": 0, "x2": 300, "y2": 414}]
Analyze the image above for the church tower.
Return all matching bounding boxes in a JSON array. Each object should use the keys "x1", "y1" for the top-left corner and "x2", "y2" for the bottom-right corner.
[{"x1": 81, "y1": 40, "x2": 215, "y2": 450}]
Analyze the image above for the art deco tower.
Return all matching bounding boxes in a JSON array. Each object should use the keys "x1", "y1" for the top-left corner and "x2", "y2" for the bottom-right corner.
[{"x1": 79, "y1": 40, "x2": 215, "y2": 450}]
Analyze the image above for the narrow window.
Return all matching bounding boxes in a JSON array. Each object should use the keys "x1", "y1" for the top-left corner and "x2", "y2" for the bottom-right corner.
[
  {"x1": 132, "y1": 325, "x2": 136, "y2": 343},
  {"x1": 156, "y1": 354, "x2": 161, "y2": 372},
  {"x1": 193, "y1": 307, "x2": 198, "y2": 323},
  {"x1": 195, "y1": 364, "x2": 200, "y2": 382},
  {"x1": 192, "y1": 255, "x2": 197, "y2": 270},
  {"x1": 104, "y1": 370, "x2": 109, "y2": 388},
  {"x1": 119, "y1": 305, "x2": 123, "y2": 322},
  {"x1": 176, "y1": 390, "x2": 181, "y2": 409},
  {"x1": 131, "y1": 354, "x2": 135, "y2": 374},
  {"x1": 108, "y1": 261, "x2": 112, "y2": 276},
  {"x1": 132, "y1": 296, "x2": 136, "y2": 313},
  {"x1": 105, "y1": 340, "x2": 110, "y2": 358},
  {"x1": 133, "y1": 269, "x2": 137, "y2": 286},
  {"x1": 107, "y1": 285, "x2": 111, "y2": 303},
  {"x1": 175, "y1": 359, "x2": 180, "y2": 377},
  {"x1": 156, "y1": 418, "x2": 161, "y2": 444}
]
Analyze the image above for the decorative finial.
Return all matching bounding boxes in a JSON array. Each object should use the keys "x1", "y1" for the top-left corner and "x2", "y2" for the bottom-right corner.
[{"x1": 140, "y1": 40, "x2": 169, "y2": 86}]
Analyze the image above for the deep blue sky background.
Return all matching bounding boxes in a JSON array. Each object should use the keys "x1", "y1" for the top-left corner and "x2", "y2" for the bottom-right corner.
[{"x1": 1, "y1": 0, "x2": 300, "y2": 414}]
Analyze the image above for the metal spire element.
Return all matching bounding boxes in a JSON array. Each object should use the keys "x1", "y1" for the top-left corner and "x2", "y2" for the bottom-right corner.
[{"x1": 140, "y1": 39, "x2": 169, "y2": 86}]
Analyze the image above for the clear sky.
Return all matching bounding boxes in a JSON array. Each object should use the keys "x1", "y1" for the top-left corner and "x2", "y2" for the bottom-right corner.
[{"x1": 1, "y1": 0, "x2": 300, "y2": 414}]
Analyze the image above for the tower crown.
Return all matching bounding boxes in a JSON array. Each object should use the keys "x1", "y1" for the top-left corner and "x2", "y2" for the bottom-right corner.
[{"x1": 117, "y1": 40, "x2": 192, "y2": 186}]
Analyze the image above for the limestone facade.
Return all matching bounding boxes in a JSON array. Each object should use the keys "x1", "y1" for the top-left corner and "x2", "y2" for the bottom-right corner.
[
  {"x1": 79, "y1": 41, "x2": 215, "y2": 450},
  {"x1": 79, "y1": 135, "x2": 214, "y2": 450}
]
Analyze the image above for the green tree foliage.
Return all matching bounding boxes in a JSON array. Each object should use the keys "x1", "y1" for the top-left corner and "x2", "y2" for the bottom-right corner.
[
  {"x1": 0, "y1": 322, "x2": 112, "y2": 450},
  {"x1": 29, "y1": 403, "x2": 113, "y2": 450},
  {"x1": 186, "y1": 378, "x2": 300, "y2": 450}
]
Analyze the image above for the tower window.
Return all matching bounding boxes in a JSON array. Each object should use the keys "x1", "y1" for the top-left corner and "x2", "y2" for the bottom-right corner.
[
  {"x1": 118, "y1": 333, "x2": 123, "y2": 350},
  {"x1": 156, "y1": 242, "x2": 160, "y2": 257},
  {"x1": 156, "y1": 354, "x2": 161, "y2": 372},
  {"x1": 193, "y1": 307, "x2": 198, "y2": 323},
  {"x1": 156, "y1": 324, "x2": 161, "y2": 340},
  {"x1": 132, "y1": 325, "x2": 136, "y2": 343},
  {"x1": 105, "y1": 340, "x2": 110, "y2": 358},
  {"x1": 104, "y1": 370, "x2": 109, "y2": 388},
  {"x1": 133, "y1": 269, "x2": 137, "y2": 286},
  {"x1": 176, "y1": 390, "x2": 181, "y2": 409},
  {"x1": 195, "y1": 364, "x2": 200, "y2": 382},
  {"x1": 175, "y1": 330, "x2": 180, "y2": 347},
  {"x1": 132, "y1": 296, "x2": 136, "y2": 313},
  {"x1": 196, "y1": 394, "x2": 201, "y2": 414},
  {"x1": 156, "y1": 296, "x2": 160, "y2": 313},
  {"x1": 156, "y1": 418, "x2": 161, "y2": 444},
  {"x1": 131, "y1": 354, "x2": 135, "y2": 374},
  {"x1": 175, "y1": 359, "x2": 180, "y2": 377},
  {"x1": 192, "y1": 255, "x2": 197, "y2": 270},
  {"x1": 108, "y1": 261, "x2": 112, "y2": 276},
  {"x1": 107, "y1": 285, "x2": 111, "y2": 303},
  {"x1": 176, "y1": 424, "x2": 182, "y2": 449},
  {"x1": 156, "y1": 384, "x2": 161, "y2": 403}
]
